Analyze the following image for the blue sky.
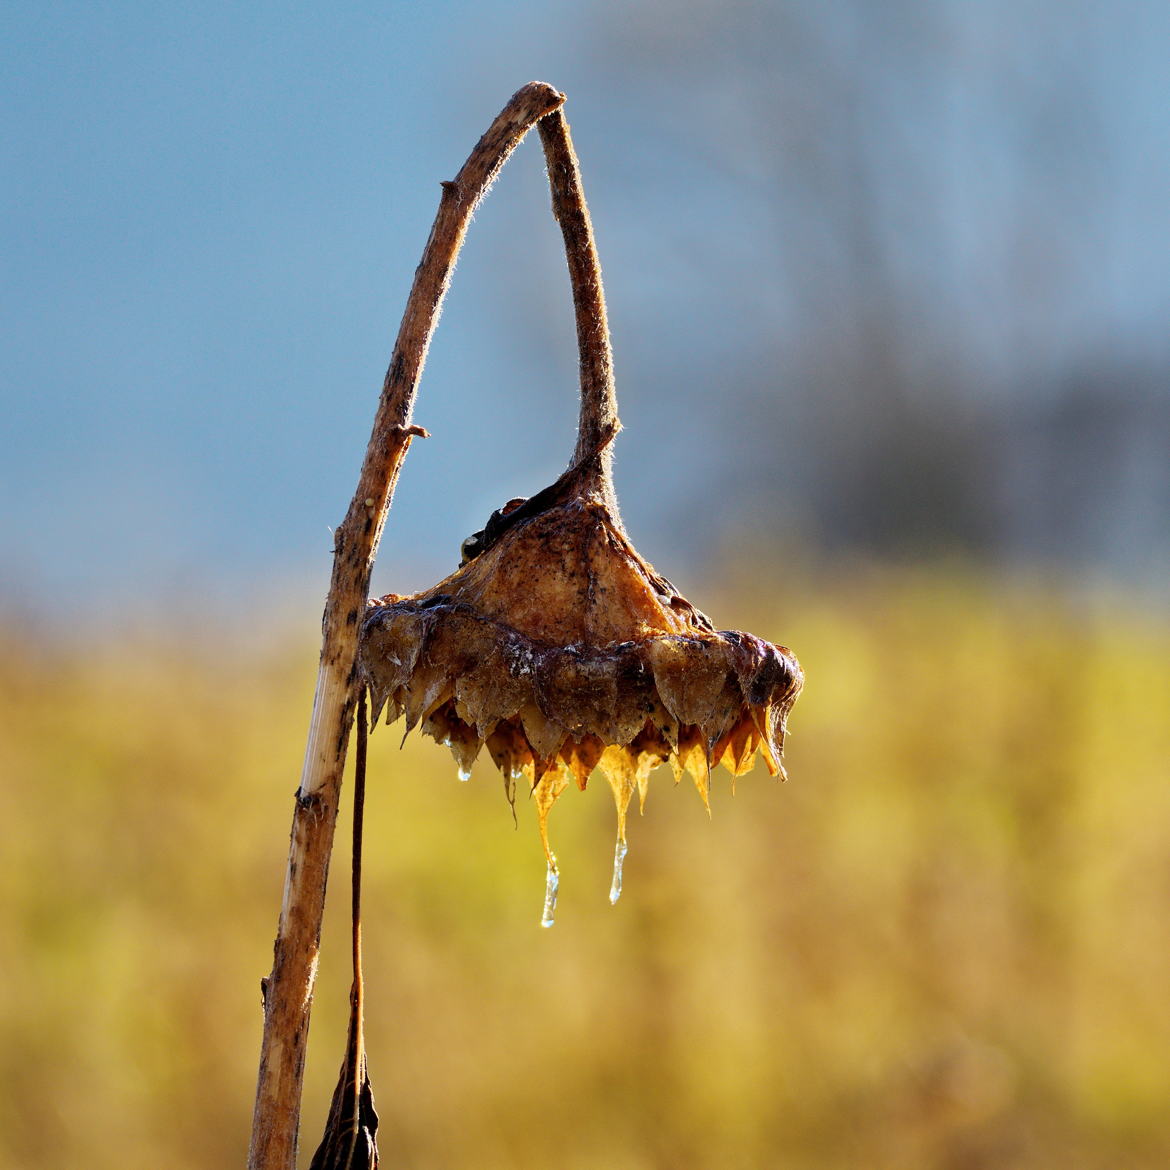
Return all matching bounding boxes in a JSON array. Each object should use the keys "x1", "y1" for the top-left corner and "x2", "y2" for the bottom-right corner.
[
  {"x1": 4, "y1": 1, "x2": 1169, "y2": 617},
  {"x1": 2, "y1": 2, "x2": 598, "y2": 612}
]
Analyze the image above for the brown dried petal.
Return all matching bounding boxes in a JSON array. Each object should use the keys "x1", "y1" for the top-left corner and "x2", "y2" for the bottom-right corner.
[
  {"x1": 454, "y1": 637, "x2": 532, "y2": 737},
  {"x1": 519, "y1": 701, "x2": 567, "y2": 761},
  {"x1": 640, "y1": 687, "x2": 679, "y2": 752},
  {"x1": 421, "y1": 702, "x2": 483, "y2": 780},
  {"x1": 401, "y1": 663, "x2": 453, "y2": 735},
  {"x1": 421, "y1": 610, "x2": 493, "y2": 682},
  {"x1": 699, "y1": 676, "x2": 747, "y2": 755},
  {"x1": 646, "y1": 637, "x2": 731, "y2": 728},
  {"x1": 486, "y1": 720, "x2": 534, "y2": 791},
  {"x1": 722, "y1": 629, "x2": 801, "y2": 710},
  {"x1": 361, "y1": 608, "x2": 427, "y2": 719},
  {"x1": 537, "y1": 649, "x2": 619, "y2": 738}
]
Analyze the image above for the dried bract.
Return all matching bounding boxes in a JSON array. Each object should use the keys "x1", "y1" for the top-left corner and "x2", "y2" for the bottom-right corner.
[{"x1": 359, "y1": 447, "x2": 802, "y2": 921}]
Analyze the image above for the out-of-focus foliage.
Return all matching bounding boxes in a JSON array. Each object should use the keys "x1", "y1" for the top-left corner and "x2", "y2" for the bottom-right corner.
[{"x1": 2, "y1": 567, "x2": 1168, "y2": 1169}]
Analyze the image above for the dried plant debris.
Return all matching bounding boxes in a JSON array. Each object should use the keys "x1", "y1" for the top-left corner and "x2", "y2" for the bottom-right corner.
[
  {"x1": 308, "y1": 1023, "x2": 379, "y2": 1170},
  {"x1": 359, "y1": 446, "x2": 802, "y2": 924}
]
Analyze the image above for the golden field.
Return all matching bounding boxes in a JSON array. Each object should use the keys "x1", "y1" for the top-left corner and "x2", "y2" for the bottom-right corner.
[{"x1": 2, "y1": 565, "x2": 1168, "y2": 1169}]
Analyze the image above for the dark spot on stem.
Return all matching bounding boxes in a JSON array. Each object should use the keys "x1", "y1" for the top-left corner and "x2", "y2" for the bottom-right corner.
[{"x1": 386, "y1": 352, "x2": 405, "y2": 387}]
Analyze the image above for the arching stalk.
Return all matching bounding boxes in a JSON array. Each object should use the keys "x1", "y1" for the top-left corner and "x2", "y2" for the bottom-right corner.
[
  {"x1": 537, "y1": 110, "x2": 622, "y2": 516},
  {"x1": 247, "y1": 82, "x2": 566, "y2": 1170}
]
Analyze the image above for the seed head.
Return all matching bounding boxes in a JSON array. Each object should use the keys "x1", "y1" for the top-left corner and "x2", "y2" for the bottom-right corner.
[{"x1": 359, "y1": 440, "x2": 802, "y2": 917}]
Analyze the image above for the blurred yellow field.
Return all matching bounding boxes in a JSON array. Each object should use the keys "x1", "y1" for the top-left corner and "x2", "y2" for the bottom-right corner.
[{"x1": 2, "y1": 567, "x2": 1167, "y2": 1169}]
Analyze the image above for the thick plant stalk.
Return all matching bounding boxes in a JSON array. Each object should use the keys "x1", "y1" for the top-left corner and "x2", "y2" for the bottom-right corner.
[{"x1": 247, "y1": 81, "x2": 566, "y2": 1170}]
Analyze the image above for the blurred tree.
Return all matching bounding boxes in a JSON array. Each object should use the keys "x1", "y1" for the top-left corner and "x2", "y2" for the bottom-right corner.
[{"x1": 480, "y1": 0, "x2": 1170, "y2": 588}]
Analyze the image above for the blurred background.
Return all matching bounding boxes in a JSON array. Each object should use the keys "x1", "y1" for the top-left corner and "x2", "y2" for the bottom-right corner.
[{"x1": 2, "y1": 2, "x2": 1168, "y2": 1167}]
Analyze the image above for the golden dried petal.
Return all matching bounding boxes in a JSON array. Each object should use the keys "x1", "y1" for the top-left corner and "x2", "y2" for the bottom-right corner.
[
  {"x1": 597, "y1": 746, "x2": 662, "y2": 904},
  {"x1": 558, "y1": 735, "x2": 605, "y2": 790},
  {"x1": 674, "y1": 725, "x2": 711, "y2": 813},
  {"x1": 626, "y1": 728, "x2": 670, "y2": 812},
  {"x1": 532, "y1": 762, "x2": 570, "y2": 866},
  {"x1": 747, "y1": 705, "x2": 781, "y2": 776},
  {"x1": 711, "y1": 715, "x2": 758, "y2": 780},
  {"x1": 634, "y1": 751, "x2": 655, "y2": 813},
  {"x1": 598, "y1": 746, "x2": 637, "y2": 833}
]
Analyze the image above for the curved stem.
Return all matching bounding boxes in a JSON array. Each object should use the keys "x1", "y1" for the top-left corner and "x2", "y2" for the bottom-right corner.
[
  {"x1": 248, "y1": 80, "x2": 566, "y2": 1170},
  {"x1": 537, "y1": 110, "x2": 621, "y2": 517}
]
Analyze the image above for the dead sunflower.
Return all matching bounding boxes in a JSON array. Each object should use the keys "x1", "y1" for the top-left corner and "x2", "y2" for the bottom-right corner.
[
  {"x1": 252, "y1": 84, "x2": 805, "y2": 1170},
  {"x1": 354, "y1": 97, "x2": 802, "y2": 927},
  {"x1": 360, "y1": 430, "x2": 802, "y2": 924}
]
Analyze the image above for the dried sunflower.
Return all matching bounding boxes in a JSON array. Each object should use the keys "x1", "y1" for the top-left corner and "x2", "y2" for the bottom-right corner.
[
  {"x1": 357, "y1": 99, "x2": 802, "y2": 928},
  {"x1": 360, "y1": 432, "x2": 802, "y2": 924},
  {"x1": 255, "y1": 83, "x2": 802, "y2": 1169}
]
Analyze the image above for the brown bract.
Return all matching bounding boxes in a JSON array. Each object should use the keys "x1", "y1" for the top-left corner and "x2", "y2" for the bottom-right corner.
[{"x1": 358, "y1": 450, "x2": 803, "y2": 891}]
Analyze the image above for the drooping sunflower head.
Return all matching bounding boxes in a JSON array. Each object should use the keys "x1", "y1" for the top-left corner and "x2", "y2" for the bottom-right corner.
[{"x1": 359, "y1": 445, "x2": 802, "y2": 924}]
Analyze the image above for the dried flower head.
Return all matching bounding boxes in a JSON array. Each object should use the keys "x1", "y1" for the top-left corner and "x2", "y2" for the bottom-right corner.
[
  {"x1": 359, "y1": 436, "x2": 802, "y2": 923},
  {"x1": 355, "y1": 96, "x2": 801, "y2": 926}
]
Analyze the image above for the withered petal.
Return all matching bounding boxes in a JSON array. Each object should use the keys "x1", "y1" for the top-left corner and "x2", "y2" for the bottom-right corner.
[
  {"x1": 360, "y1": 605, "x2": 427, "y2": 694},
  {"x1": 559, "y1": 735, "x2": 606, "y2": 791},
  {"x1": 519, "y1": 701, "x2": 567, "y2": 761},
  {"x1": 536, "y1": 649, "x2": 616, "y2": 738},
  {"x1": 454, "y1": 635, "x2": 532, "y2": 737},
  {"x1": 532, "y1": 764, "x2": 570, "y2": 865},
  {"x1": 645, "y1": 637, "x2": 731, "y2": 729}
]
